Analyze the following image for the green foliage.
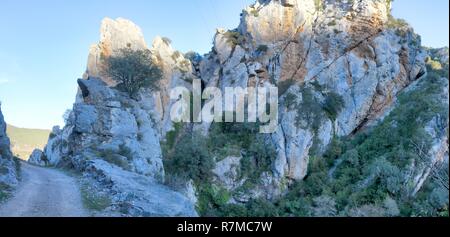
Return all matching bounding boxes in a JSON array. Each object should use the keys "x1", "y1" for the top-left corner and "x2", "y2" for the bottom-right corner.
[
  {"x1": 95, "y1": 148, "x2": 131, "y2": 171},
  {"x1": 292, "y1": 85, "x2": 344, "y2": 132},
  {"x1": 171, "y1": 51, "x2": 182, "y2": 61},
  {"x1": 164, "y1": 133, "x2": 215, "y2": 183},
  {"x1": 211, "y1": 197, "x2": 280, "y2": 217},
  {"x1": 278, "y1": 79, "x2": 295, "y2": 96},
  {"x1": 323, "y1": 137, "x2": 343, "y2": 166},
  {"x1": 256, "y1": 45, "x2": 269, "y2": 53},
  {"x1": 48, "y1": 132, "x2": 56, "y2": 139},
  {"x1": 326, "y1": 70, "x2": 447, "y2": 215},
  {"x1": 386, "y1": 15, "x2": 409, "y2": 29},
  {"x1": 217, "y1": 65, "x2": 449, "y2": 217},
  {"x1": 250, "y1": 9, "x2": 259, "y2": 17},
  {"x1": 163, "y1": 123, "x2": 183, "y2": 152},
  {"x1": 206, "y1": 122, "x2": 275, "y2": 180},
  {"x1": 177, "y1": 120, "x2": 278, "y2": 217},
  {"x1": 80, "y1": 182, "x2": 111, "y2": 211},
  {"x1": 0, "y1": 183, "x2": 12, "y2": 203},
  {"x1": 197, "y1": 184, "x2": 231, "y2": 216},
  {"x1": 223, "y1": 30, "x2": 244, "y2": 48},
  {"x1": 322, "y1": 92, "x2": 345, "y2": 121},
  {"x1": 284, "y1": 92, "x2": 297, "y2": 109},
  {"x1": 0, "y1": 167, "x2": 8, "y2": 175},
  {"x1": 206, "y1": 122, "x2": 258, "y2": 159},
  {"x1": 240, "y1": 137, "x2": 277, "y2": 180},
  {"x1": 104, "y1": 48, "x2": 162, "y2": 97},
  {"x1": 295, "y1": 87, "x2": 324, "y2": 132},
  {"x1": 314, "y1": 0, "x2": 324, "y2": 11},
  {"x1": 426, "y1": 56, "x2": 443, "y2": 71},
  {"x1": 166, "y1": 63, "x2": 448, "y2": 217},
  {"x1": 356, "y1": 76, "x2": 447, "y2": 168}
]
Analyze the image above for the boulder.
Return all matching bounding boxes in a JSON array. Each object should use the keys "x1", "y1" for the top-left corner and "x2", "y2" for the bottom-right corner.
[
  {"x1": 84, "y1": 159, "x2": 197, "y2": 217},
  {"x1": 28, "y1": 149, "x2": 47, "y2": 166}
]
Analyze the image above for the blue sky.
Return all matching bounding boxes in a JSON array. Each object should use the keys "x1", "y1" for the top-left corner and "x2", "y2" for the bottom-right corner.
[{"x1": 0, "y1": 0, "x2": 448, "y2": 129}]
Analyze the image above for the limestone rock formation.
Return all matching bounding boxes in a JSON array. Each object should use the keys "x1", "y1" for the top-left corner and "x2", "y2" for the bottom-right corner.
[
  {"x1": 39, "y1": 18, "x2": 197, "y2": 216},
  {"x1": 85, "y1": 17, "x2": 148, "y2": 85},
  {"x1": 84, "y1": 159, "x2": 197, "y2": 216},
  {"x1": 228, "y1": 0, "x2": 426, "y2": 182},
  {"x1": 0, "y1": 104, "x2": 18, "y2": 191},
  {"x1": 188, "y1": 0, "x2": 444, "y2": 206},
  {"x1": 212, "y1": 156, "x2": 243, "y2": 190},
  {"x1": 39, "y1": 0, "x2": 448, "y2": 216},
  {"x1": 28, "y1": 149, "x2": 47, "y2": 166}
]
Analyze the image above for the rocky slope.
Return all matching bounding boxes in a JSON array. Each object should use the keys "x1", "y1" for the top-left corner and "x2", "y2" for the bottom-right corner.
[
  {"x1": 34, "y1": 0, "x2": 448, "y2": 216},
  {"x1": 0, "y1": 104, "x2": 19, "y2": 201}
]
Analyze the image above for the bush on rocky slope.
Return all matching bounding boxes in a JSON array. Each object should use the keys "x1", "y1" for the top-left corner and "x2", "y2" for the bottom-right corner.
[
  {"x1": 185, "y1": 64, "x2": 449, "y2": 217},
  {"x1": 103, "y1": 48, "x2": 162, "y2": 98}
]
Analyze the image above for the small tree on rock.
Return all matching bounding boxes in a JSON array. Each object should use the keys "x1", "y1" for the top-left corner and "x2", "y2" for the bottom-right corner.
[{"x1": 104, "y1": 48, "x2": 162, "y2": 98}]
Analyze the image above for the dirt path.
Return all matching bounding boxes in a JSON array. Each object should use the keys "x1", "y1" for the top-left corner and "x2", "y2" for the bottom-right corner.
[{"x1": 0, "y1": 162, "x2": 88, "y2": 217}]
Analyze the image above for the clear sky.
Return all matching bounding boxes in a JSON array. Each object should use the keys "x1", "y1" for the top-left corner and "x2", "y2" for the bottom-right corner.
[{"x1": 0, "y1": 0, "x2": 448, "y2": 129}]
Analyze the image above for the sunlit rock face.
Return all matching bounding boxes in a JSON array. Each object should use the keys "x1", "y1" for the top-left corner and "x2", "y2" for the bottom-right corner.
[
  {"x1": 39, "y1": 0, "x2": 447, "y2": 214},
  {"x1": 196, "y1": 0, "x2": 426, "y2": 183},
  {"x1": 85, "y1": 17, "x2": 148, "y2": 85}
]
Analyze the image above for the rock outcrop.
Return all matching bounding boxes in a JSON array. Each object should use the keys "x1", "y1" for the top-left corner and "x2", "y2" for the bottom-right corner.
[
  {"x1": 244, "y1": 0, "x2": 424, "y2": 181},
  {"x1": 37, "y1": 0, "x2": 448, "y2": 216},
  {"x1": 192, "y1": 0, "x2": 428, "y2": 195},
  {"x1": 36, "y1": 18, "x2": 197, "y2": 216},
  {"x1": 28, "y1": 149, "x2": 47, "y2": 166},
  {"x1": 0, "y1": 104, "x2": 19, "y2": 191},
  {"x1": 85, "y1": 17, "x2": 148, "y2": 85}
]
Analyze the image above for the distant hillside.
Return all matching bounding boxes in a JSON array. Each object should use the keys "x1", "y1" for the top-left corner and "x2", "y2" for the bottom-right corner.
[{"x1": 6, "y1": 124, "x2": 50, "y2": 160}]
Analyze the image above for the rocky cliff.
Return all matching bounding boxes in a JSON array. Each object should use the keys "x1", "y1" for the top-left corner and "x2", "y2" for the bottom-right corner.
[
  {"x1": 0, "y1": 104, "x2": 19, "y2": 199},
  {"x1": 35, "y1": 0, "x2": 448, "y2": 217},
  {"x1": 31, "y1": 18, "x2": 197, "y2": 216}
]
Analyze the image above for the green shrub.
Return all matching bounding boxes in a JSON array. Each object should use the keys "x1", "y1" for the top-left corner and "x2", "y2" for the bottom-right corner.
[
  {"x1": 295, "y1": 87, "x2": 324, "y2": 132},
  {"x1": 322, "y1": 92, "x2": 345, "y2": 121},
  {"x1": 278, "y1": 79, "x2": 295, "y2": 96},
  {"x1": 250, "y1": 9, "x2": 259, "y2": 17},
  {"x1": 256, "y1": 45, "x2": 269, "y2": 53},
  {"x1": 197, "y1": 184, "x2": 231, "y2": 216},
  {"x1": 284, "y1": 92, "x2": 298, "y2": 109},
  {"x1": 164, "y1": 133, "x2": 215, "y2": 183},
  {"x1": 171, "y1": 51, "x2": 182, "y2": 61},
  {"x1": 163, "y1": 123, "x2": 183, "y2": 152},
  {"x1": 314, "y1": 0, "x2": 324, "y2": 11},
  {"x1": 426, "y1": 57, "x2": 443, "y2": 71},
  {"x1": 0, "y1": 183, "x2": 12, "y2": 203},
  {"x1": 240, "y1": 137, "x2": 277, "y2": 180},
  {"x1": 386, "y1": 15, "x2": 409, "y2": 29},
  {"x1": 223, "y1": 31, "x2": 244, "y2": 47},
  {"x1": 80, "y1": 182, "x2": 111, "y2": 211},
  {"x1": 328, "y1": 20, "x2": 336, "y2": 26},
  {"x1": 103, "y1": 48, "x2": 162, "y2": 97},
  {"x1": 0, "y1": 167, "x2": 8, "y2": 175},
  {"x1": 118, "y1": 144, "x2": 133, "y2": 160}
]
